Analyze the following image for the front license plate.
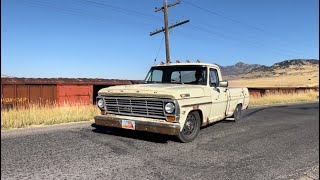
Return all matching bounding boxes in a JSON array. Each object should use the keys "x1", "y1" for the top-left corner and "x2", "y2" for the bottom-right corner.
[{"x1": 121, "y1": 120, "x2": 136, "y2": 130}]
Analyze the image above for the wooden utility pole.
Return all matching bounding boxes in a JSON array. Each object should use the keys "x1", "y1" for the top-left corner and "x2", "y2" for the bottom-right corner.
[
  {"x1": 150, "y1": 0, "x2": 189, "y2": 63},
  {"x1": 163, "y1": 0, "x2": 170, "y2": 63}
]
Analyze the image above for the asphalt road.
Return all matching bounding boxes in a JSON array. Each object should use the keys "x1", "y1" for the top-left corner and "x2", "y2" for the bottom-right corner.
[{"x1": 1, "y1": 102, "x2": 319, "y2": 180}]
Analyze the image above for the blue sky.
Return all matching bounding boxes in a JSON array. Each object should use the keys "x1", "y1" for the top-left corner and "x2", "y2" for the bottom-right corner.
[{"x1": 1, "y1": 0, "x2": 319, "y2": 79}]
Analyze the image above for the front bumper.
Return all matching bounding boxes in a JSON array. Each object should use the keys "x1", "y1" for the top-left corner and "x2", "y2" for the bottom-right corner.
[{"x1": 94, "y1": 115, "x2": 181, "y2": 135}]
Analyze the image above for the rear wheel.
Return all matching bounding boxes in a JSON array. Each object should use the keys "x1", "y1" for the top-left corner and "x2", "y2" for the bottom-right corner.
[
  {"x1": 232, "y1": 104, "x2": 242, "y2": 121},
  {"x1": 177, "y1": 111, "x2": 201, "y2": 143}
]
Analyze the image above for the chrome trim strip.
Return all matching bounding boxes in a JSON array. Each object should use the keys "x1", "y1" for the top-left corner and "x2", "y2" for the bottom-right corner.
[{"x1": 181, "y1": 101, "x2": 212, "y2": 107}]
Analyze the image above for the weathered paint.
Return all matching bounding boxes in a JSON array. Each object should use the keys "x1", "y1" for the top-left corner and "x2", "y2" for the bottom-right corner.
[
  {"x1": 1, "y1": 84, "x2": 57, "y2": 109},
  {"x1": 56, "y1": 85, "x2": 93, "y2": 105}
]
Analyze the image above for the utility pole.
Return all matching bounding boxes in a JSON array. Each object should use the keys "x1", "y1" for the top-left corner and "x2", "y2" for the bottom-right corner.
[{"x1": 150, "y1": 0, "x2": 189, "y2": 63}]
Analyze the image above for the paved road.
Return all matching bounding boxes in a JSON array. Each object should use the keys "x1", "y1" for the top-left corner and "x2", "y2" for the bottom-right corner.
[{"x1": 1, "y1": 103, "x2": 319, "y2": 180}]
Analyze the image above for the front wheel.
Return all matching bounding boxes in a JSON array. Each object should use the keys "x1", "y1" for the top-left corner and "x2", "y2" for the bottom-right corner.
[{"x1": 177, "y1": 111, "x2": 201, "y2": 143}]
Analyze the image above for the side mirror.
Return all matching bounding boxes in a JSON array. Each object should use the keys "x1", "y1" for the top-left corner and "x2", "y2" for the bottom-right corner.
[{"x1": 219, "y1": 81, "x2": 228, "y2": 87}]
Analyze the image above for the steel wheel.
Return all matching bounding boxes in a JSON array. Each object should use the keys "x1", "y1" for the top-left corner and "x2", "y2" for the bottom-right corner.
[{"x1": 177, "y1": 111, "x2": 201, "y2": 143}]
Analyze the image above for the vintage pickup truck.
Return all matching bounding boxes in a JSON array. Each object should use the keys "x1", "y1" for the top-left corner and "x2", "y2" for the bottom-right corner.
[{"x1": 94, "y1": 62, "x2": 249, "y2": 142}]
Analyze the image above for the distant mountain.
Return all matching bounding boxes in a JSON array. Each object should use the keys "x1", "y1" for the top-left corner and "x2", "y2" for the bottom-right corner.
[
  {"x1": 219, "y1": 62, "x2": 262, "y2": 76},
  {"x1": 220, "y1": 59, "x2": 319, "y2": 80},
  {"x1": 250, "y1": 59, "x2": 319, "y2": 73}
]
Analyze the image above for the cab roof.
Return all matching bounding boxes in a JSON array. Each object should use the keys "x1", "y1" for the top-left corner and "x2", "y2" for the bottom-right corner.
[{"x1": 152, "y1": 62, "x2": 220, "y2": 69}]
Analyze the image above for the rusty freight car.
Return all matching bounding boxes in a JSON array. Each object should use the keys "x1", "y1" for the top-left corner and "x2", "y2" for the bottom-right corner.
[{"x1": 1, "y1": 78, "x2": 139, "y2": 109}]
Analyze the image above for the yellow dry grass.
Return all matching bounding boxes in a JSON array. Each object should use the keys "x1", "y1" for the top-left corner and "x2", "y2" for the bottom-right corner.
[
  {"x1": 228, "y1": 65, "x2": 319, "y2": 87},
  {"x1": 249, "y1": 91, "x2": 319, "y2": 106},
  {"x1": 229, "y1": 74, "x2": 319, "y2": 87},
  {"x1": 1, "y1": 103, "x2": 100, "y2": 130}
]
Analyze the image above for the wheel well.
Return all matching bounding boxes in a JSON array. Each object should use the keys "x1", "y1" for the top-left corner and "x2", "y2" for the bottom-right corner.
[{"x1": 189, "y1": 110, "x2": 203, "y2": 125}]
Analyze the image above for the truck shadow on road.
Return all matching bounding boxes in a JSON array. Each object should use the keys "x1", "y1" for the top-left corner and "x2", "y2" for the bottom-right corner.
[
  {"x1": 200, "y1": 106, "x2": 280, "y2": 129},
  {"x1": 241, "y1": 105, "x2": 288, "y2": 119},
  {"x1": 91, "y1": 123, "x2": 179, "y2": 143}
]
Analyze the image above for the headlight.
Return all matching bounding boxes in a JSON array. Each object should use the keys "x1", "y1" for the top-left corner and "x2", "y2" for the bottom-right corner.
[
  {"x1": 97, "y1": 99, "x2": 104, "y2": 108},
  {"x1": 165, "y1": 102, "x2": 175, "y2": 114}
]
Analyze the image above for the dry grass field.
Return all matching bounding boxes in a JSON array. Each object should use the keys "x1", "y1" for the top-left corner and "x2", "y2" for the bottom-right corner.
[
  {"x1": 249, "y1": 91, "x2": 319, "y2": 106},
  {"x1": 229, "y1": 74, "x2": 319, "y2": 87},
  {"x1": 1, "y1": 103, "x2": 99, "y2": 130},
  {"x1": 228, "y1": 65, "x2": 319, "y2": 87}
]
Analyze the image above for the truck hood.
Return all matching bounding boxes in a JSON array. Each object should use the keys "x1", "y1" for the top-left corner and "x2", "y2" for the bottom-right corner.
[{"x1": 98, "y1": 83, "x2": 208, "y2": 99}]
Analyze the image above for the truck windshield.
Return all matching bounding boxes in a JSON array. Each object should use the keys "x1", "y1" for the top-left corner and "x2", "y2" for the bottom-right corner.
[{"x1": 144, "y1": 66, "x2": 207, "y2": 85}]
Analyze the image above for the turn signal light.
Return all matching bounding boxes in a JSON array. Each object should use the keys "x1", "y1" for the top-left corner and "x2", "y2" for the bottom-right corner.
[{"x1": 166, "y1": 116, "x2": 175, "y2": 122}]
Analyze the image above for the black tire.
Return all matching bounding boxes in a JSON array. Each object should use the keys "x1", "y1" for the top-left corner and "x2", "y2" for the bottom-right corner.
[
  {"x1": 177, "y1": 111, "x2": 201, "y2": 143},
  {"x1": 233, "y1": 104, "x2": 242, "y2": 121}
]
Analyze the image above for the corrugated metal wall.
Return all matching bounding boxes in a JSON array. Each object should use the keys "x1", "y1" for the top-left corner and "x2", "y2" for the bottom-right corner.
[
  {"x1": 1, "y1": 78, "x2": 138, "y2": 109},
  {"x1": 1, "y1": 84, "x2": 95, "y2": 108},
  {"x1": 57, "y1": 85, "x2": 93, "y2": 105},
  {"x1": 1, "y1": 84, "x2": 57, "y2": 108}
]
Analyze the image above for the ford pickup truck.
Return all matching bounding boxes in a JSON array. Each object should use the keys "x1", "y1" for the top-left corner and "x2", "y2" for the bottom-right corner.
[{"x1": 94, "y1": 62, "x2": 249, "y2": 142}]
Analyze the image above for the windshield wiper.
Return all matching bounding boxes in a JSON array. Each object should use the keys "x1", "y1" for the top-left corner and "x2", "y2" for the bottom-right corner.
[
  {"x1": 145, "y1": 81, "x2": 161, "y2": 84},
  {"x1": 171, "y1": 82, "x2": 184, "y2": 85},
  {"x1": 170, "y1": 79, "x2": 184, "y2": 84}
]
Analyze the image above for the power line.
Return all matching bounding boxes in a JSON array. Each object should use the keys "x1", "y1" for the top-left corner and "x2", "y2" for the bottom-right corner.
[
  {"x1": 181, "y1": 1, "x2": 307, "y2": 56},
  {"x1": 10, "y1": 0, "x2": 304, "y2": 59},
  {"x1": 12, "y1": 0, "x2": 155, "y2": 28},
  {"x1": 154, "y1": 34, "x2": 165, "y2": 64},
  {"x1": 182, "y1": 0, "x2": 281, "y2": 38},
  {"x1": 173, "y1": 28, "x2": 297, "y2": 58},
  {"x1": 79, "y1": 0, "x2": 302, "y2": 58},
  {"x1": 83, "y1": 0, "x2": 160, "y2": 21},
  {"x1": 188, "y1": 25, "x2": 303, "y2": 57},
  {"x1": 80, "y1": 0, "x2": 300, "y2": 57}
]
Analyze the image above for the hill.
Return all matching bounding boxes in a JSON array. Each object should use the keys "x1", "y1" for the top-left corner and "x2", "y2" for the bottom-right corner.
[
  {"x1": 221, "y1": 59, "x2": 319, "y2": 87},
  {"x1": 219, "y1": 62, "x2": 262, "y2": 76}
]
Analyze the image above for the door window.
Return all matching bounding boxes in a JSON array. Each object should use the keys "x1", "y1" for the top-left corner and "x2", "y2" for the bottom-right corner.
[{"x1": 209, "y1": 69, "x2": 219, "y2": 87}]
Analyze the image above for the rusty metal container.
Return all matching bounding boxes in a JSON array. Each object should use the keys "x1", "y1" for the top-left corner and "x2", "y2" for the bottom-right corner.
[
  {"x1": 57, "y1": 85, "x2": 93, "y2": 105},
  {"x1": 1, "y1": 84, "x2": 57, "y2": 108},
  {"x1": 1, "y1": 78, "x2": 135, "y2": 109}
]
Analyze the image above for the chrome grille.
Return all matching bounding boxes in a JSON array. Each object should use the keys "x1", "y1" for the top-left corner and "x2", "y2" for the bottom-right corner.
[{"x1": 104, "y1": 97, "x2": 165, "y2": 119}]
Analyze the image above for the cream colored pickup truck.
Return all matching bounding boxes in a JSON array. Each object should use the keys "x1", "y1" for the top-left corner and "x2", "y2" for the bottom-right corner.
[{"x1": 94, "y1": 62, "x2": 249, "y2": 142}]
